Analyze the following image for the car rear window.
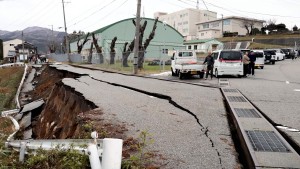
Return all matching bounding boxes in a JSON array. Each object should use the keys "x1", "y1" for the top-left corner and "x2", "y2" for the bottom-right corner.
[
  {"x1": 253, "y1": 52, "x2": 264, "y2": 58},
  {"x1": 264, "y1": 51, "x2": 276, "y2": 55},
  {"x1": 220, "y1": 51, "x2": 242, "y2": 60},
  {"x1": 178, "y1": 52, "x2": 193, "y2": 57}
]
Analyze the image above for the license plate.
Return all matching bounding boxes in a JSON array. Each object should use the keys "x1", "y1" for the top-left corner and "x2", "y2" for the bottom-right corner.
[{"x1": 190, "y1": 71, "x2": 197, "y2": 75}]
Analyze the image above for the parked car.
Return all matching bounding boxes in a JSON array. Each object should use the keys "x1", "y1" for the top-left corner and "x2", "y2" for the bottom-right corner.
[
  {"x1": 148, "y1": 59, "x2": 160, "y2": 65},
  {"x1": 251, "y1": 50, "x2": 265, "y2": 69},
  {"x1": 165, "y1": 59, "x2": 171, "y2": 65},
  {"x1": 212, "y1": 50, "x2": 243, "y2": 77},
  {"x1": 263, "y1": 50, "x2": 276, "y2": 64},
  {"x1": 270, "y1": 49, "x2": 285, "y2": 61},
  {"x1": 281, "y1": 48, "x2": 295, "y2": 59}
]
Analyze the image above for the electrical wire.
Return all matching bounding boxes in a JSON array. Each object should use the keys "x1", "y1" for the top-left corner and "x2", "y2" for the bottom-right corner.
[
  {"x1": 78, "y1": 0, "x2": 129, "y2": 32},
  {"x1": 67, "y1": 0, "x2": 118, "y2": 28}
]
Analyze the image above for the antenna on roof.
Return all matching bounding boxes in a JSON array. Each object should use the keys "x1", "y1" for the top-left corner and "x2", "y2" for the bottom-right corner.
[
  {"x1": 143, "y1": 6, "x2": 145, "y2": 18},
  {"x1": 197, "y1": 0, "x2": 199, "y2": 9}
]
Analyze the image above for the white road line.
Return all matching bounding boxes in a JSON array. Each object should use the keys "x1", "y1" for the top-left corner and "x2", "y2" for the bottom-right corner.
[{"x1": 294, "y1": 89, "x2": 300, "y2": 92}]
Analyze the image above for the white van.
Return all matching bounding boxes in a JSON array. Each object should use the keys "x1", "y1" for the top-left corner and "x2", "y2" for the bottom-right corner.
[
  {"x1": 211, "y1": 50, "x2": 243, "y2": 77},
  {"x1": 271, "y1": 49, "x2": 285, "y2": 60},
  {"x1": 251, "y1": 50, "x2": 265, "y2": 69}
]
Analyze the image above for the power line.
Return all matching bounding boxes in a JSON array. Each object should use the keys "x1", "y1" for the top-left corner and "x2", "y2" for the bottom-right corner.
[
  {"x1": 67, "y1": 0, "x2": 118, "y2": 28},
  {"x1": 12, "y1": 1, "x2": 58, "y2": 29},
  {"x1": 79, "y1": 0, "x2": 129, "y2": 32}
]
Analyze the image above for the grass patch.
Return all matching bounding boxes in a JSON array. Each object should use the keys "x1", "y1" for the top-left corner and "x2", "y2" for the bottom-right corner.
[
  {"x1": 248, "y1": 42, "x2": 289, "y2": 49},
  {"x1": 0, "y1": 66, "x2": 24, "y2": 112},
  {"x1": 84, "y1": 61, "x2": 171, "y2": 75}
]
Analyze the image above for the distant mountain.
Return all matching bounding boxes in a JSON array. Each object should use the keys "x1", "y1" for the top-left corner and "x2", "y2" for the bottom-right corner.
[{"x1": 0, "y1": 26, "x2": 66, "y2": 54}]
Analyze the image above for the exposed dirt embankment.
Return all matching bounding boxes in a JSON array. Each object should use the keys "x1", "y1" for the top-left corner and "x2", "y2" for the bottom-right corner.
[
  {"x1": 34, "y1": 81, "x2": 97, "y2": 139},
  {"x1": 30, "y1": 66, "x2": 128, "y2": 140},
  {"x1": 25, "y1": 66, "x2": 98, "y2": 139}
]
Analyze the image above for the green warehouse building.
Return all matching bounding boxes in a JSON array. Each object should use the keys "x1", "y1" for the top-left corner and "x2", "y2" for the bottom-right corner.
[{"x1": 69, "y1": 18, "x2": 184, "y2": 63}]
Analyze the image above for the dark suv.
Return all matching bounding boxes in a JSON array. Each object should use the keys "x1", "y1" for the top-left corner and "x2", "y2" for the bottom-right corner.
[
  {"x1": 263, "y1": 50, "x2": 276, "y2": 64},
  {"x1": 281, "y1": 48, "x2": 295, "y2": 59}
]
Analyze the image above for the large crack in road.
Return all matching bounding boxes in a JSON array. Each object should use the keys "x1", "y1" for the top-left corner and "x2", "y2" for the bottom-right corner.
[{"x1": 87, "y1": 75, "x2": 224, "y2": 167}]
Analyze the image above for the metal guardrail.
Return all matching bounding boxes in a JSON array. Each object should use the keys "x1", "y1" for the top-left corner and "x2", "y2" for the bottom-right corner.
[{"x1": 2, "y1": 109, "x2": 123, "y2": 169}]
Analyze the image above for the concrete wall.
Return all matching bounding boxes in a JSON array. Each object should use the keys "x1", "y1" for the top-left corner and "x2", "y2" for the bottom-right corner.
[{"x1": 48, "y1": 54, "x2": 82, "y2": 63}]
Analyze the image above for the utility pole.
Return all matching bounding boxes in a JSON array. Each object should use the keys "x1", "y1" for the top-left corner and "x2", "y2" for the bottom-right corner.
[
  {"x1": 133, "y1": 0, "x2": 141, "y2": 74},
  {"x1": 22, "y1": 31, "x2": 24, "y2": 63},
  {"x1": 49, "y1": 25, "x2": 54, "y2": 52},
  {"x1": 62, "y1": 0, "x2": 70, "y2": 61},
  {"x1": 196, "y1": 0, "x2": 199, "y2": 9},
  {"x1": 221, "y1": 14, "x2": 224, "y2": 37}
]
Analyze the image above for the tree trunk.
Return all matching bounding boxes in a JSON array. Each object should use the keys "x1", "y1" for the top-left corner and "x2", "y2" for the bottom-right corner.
[
  {"x1": 138, "y1": 50, "x2": 145, "y2": 69},
  {"x1": 122, "y1": 40, "x2": 135, "y2": 67},
  {"x1": 87, "y1": 42, "x2": 93, "y2": 64},
  {"x1": 77, "y1": 32, "x2": 90, "y2": 54},
  {"x1": 91, "y1": 33, "x2": 104, "y2": 64},
  {"x1": 138, "y1": 17, "x2": 159, "y2": 68},
  {"x1": 110, "y1": 37, "x2": 117, "y2": 64}
]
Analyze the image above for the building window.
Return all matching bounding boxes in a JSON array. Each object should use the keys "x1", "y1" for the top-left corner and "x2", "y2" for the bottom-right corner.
[
  {"x1": 183, "y1": 28, "x2": 188, "y2": 33},
  {"x1": 223, "y1": 19, "x2": 231, "y2": 25},
  {"x1": 201, "y1": 33, "x2": 204, "y2": 36},
  {"x1": 194, "y1": 45, "x2": 197, "y2": 50},
  {"x1": 188, "y1": 45, "x2": 191, "y2": 49},
  {"x1": 203, "y1": 23, "x2": 209, "y2": 29},
  {"x1": 162, "y1": 49, "x2": 168, "y2": 54},
  {"x1": 211, "y1": 22, "x2": 219, "y2": 27},
  {"x1": 204, "y1": 14, "x2": 207, "y2": 16}
]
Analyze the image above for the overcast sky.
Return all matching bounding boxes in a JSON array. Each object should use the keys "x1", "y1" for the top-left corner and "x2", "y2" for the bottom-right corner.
[{"x1": 1, "y1": 0, "x2": 300, "y2": 33}]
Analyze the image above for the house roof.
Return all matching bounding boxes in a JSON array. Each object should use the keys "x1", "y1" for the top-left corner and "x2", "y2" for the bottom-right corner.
[
  {"x1": 71, "y1": 17, "x2": 183, "y2": 43},
  {"x1": 196, "y1": 16, "x2": 265, "y2": 25},
  {"x1": 184, "y1": 38, "x2": 220, "y2": 45}
]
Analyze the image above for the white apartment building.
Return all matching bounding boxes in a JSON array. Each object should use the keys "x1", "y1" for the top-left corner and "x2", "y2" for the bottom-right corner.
[
  {"x1": 154, "y1": 8, "x2": 217, "y2": 40},
  {"x1": 196, "y1": 16, "x2": 265, "y2": 39}
]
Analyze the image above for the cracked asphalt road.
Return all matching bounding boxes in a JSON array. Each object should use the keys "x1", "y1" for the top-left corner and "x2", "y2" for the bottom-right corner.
[{"x1": 52, "y1": 65, "x2": 238, "y2": 168}]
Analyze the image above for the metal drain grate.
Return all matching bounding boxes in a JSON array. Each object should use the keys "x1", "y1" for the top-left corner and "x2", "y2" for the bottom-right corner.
[
  {"x1": 223, "y1": 89, "x2": 238, "y2": 93},
  {"x1": 246, "y1": 130, "x2": 290, "y2": 152},
  {"x1": 220, "y1": 83, "x2": 229, "y2": 85},
  {"x1": 227, "y1": 96, "x2": 247, "y2": 102},
  {"x1": 219, "y1": 79, "x2": 228, "y2": 81},
  {"x1": 234, "y1": 108, "x2": 261, "y2": 118}
]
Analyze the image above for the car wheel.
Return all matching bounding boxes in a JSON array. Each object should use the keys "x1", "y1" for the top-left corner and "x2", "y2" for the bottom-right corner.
[
  {"x1": 215, "y1": 69, "x2": 218, "y2": 78},
  {"x1": 179, "y1": 72, "x2": 184, "y2": 79},
  {"x1": 261, "y1": 66, "x2": 264, "y2": 69},
  {"x1": 199, "y1": 72, "x2": 204, "y2": 79},
  {"x1": 171, "y1": 68, "x2": 176, "y2": 76},
  {"x1": 272, "y1": 61, "x2": 275, "y2": 64}
]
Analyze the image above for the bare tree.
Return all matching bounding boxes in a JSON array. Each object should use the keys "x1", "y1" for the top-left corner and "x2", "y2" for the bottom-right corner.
[
  {"x1": 77, "y1": 32, "x2": 90, "y2": 54},
  {"x1": 92, "y1": 33, "x2": 104, "y2": 64},
  {"x1": 121, "y1": 18, "x2": 159, "y2": 68},
  {"x1": 139, "y1": 17, "x2": 159, "y2": 68},
  {"x1": 48, "y1": 44, "x2": 56, "y2": 53},
  {"x1": 122, "y1": 40, "x2": 135, "y2": 67},
  {"x1": 241, "y1": 20, "x2": 255, "y2": 35},
  {"x1": 110, "y1": 37, "x2": 117, "y2": 64},
  {"x1": 87, "y1": 42, "x2": 93, "y2": 63}
]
